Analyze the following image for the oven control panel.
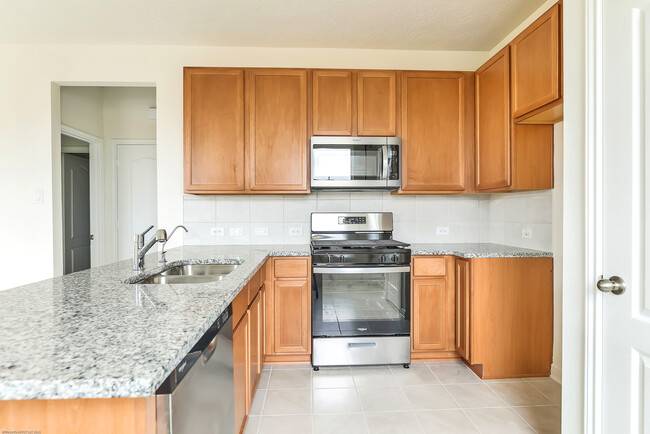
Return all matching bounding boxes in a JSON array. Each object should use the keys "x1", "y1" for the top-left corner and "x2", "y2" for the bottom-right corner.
[{"x1": 338, "y1": 216, "x2": 367, "y2": 225}]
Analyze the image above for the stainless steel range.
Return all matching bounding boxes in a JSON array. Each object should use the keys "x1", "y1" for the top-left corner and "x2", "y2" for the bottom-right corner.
[{"x1": 311, "y1": 212, "x2": 411, "y2": 369}]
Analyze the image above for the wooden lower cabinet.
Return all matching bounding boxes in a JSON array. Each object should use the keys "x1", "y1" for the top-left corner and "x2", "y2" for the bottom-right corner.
[
  {"x1": 456, "y1": 257, "x2": 553, "y2": 379},
  {"x1": 0, "y1": 397, "x2": 156, "y2": 434},
  {"x1": 233, "y1": 311, "x2": 249, "y2": 434},
  {"x1": 248, "y1": 292, "x2": 261, "y2": 396},
  {"x1": 265, "y1": 257, "x2": 312, "y2": 362},
  {"x1": 455, "y1": 259, "x2": 471, "y2": 361},
  {"x1": 411, "y1": 256, "x2": 458, "y2": 360}
]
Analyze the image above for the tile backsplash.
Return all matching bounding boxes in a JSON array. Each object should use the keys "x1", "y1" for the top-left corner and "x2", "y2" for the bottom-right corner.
[
  {"x1": 183, "y1": 190, "x2": 552, "y2": 250},
  {"x1": 184, "y1": 192, "x2": 488, "y2": 245}
]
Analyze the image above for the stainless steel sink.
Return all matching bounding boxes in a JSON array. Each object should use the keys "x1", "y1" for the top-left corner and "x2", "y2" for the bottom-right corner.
[
  {"x1": 160, "y1": 264, "x2": 238, "y2": 276},
  {"x1": 132, "y1": 264, "x2": 239, "y2": 284}
]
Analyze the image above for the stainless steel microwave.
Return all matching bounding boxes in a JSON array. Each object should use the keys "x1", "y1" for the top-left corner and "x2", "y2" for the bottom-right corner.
[{"x1": 310, "y1": 136, "x2": 401, "y2": 190}]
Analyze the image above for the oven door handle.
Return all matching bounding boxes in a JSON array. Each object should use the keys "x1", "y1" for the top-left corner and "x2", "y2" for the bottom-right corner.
[{"x1": 313, "y1": 266, "x2": 410, "y2": 274}]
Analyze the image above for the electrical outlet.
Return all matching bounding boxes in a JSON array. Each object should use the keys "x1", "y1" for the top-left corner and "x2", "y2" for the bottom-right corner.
[
  {"x1": 210, "y1": 227, "x2": 224, "y2": 236},
  {"x1": 254, "y1": 227, "x2": 269, "y2": 236},
  {"x1": 229, "y1": 227, "x2": 244, "y2": 237},
  {"x1": 522, "y1": 228, "x2": 533, "y2": 239},
  {"x1": 288, "y1": 227, "x2": 303, "y2": 236},
  {"x1": 436, "y1": 226, "x2": 450, "y2": 236}
]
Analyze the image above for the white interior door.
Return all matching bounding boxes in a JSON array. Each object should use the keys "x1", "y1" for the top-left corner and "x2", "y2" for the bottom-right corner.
[
  {"x1": 601, "y1": 0, "x2": 650, "y2": 431},
  {"x1": 62, "y1": 153, "x2": 91, "y2": 274},
  {"x1": 116, "y1": 143, "x2": 157, "y2": 261}
]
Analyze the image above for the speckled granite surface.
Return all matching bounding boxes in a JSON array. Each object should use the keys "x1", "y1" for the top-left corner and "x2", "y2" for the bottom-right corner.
[
  {"x1": 0, "y1": 242, "x2": 548, "y2": 401},
  {"x1": 0, "y1": 244, "x2": 309, "y2": 401},
  {"x1": 410, "y1": 243, "x2": 552, "y2": 258}
]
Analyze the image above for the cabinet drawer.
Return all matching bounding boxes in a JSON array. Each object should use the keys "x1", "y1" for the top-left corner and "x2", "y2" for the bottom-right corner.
[
  {"x1": 233, "y1": 283, "x2": 250, "y2": 327},
  {"x1": 274, "y1": 258, "x2": 309, "y2": 278},
  {"x1": 413, "y1": 257, "x2": 446, "y2": 277}
]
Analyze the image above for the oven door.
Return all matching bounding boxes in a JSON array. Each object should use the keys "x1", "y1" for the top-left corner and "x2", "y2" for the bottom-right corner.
[{"x1": 311, "y1": 266, "x2": 410, "y2": 337}]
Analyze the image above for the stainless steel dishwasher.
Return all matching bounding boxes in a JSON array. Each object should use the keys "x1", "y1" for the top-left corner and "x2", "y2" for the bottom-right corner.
[{"x1": 156, "y1": 306, "x2": 234, "y2": 434}]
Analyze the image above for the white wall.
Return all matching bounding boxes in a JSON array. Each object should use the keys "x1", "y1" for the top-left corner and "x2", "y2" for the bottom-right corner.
[
  {"x1": 60, "y1": 87, "x2": 103, "y2": 137},
  {"x1": 184, "y1": 193, "x2": 491, "y2": 245}
]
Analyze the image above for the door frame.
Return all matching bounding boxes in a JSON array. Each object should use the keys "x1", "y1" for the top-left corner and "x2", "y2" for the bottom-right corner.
[
  {"x1": 562, "y1": 0, "x2": 600, "y2": 432},
  {"x1": 60, "y1": 124, "x2": 104, "y2": 268},
  {"x1": 112, "y1": 139, "x2": 157, "y2": 263}
]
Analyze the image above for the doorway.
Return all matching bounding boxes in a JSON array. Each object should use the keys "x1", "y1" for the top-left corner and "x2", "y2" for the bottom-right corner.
[
  {"x1": 61, "y1": 147, "x2": 90, "y2": 274},
  {"x1": 55, "y1": 85, "x2": 157, "y2": 270}
]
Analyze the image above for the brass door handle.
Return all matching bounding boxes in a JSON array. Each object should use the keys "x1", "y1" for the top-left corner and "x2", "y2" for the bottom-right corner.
[{"x1": 597, "y1": 276, "x2": 626, "y2": 295}]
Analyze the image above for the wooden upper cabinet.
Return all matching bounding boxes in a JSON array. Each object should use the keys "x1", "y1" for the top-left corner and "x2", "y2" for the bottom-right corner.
[
  {"x1": 184, "y1": 68, "x2": 245, "y2": 193},
  {"x1": 475, "y1": 47, "x2": 512, "y2": 191},
  {"x1": 401, "y1": 72, "x2": 473, "y2": 192},
  {"x1": 312, "y1": 70, "x2": 353, "y2": 135},
  {"x1": 246, "y1": 69, "x2": 309, "y2": 192},
  {"x1": 357, "y1": 71, "x2": 397, "y2": 136},
  {"x1": 510, "y1": 3, "x2": 561, "y2": 119}
]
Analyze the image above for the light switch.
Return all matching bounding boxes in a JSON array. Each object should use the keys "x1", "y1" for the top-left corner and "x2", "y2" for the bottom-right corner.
[{"x1": 34, "y1": 189, "x2": 44, "y2": 204}]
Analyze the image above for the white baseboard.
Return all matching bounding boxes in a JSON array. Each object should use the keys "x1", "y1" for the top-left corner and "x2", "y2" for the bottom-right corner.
[{"x1": 550, "y1": 363, "x2": 562, "y2": 384}]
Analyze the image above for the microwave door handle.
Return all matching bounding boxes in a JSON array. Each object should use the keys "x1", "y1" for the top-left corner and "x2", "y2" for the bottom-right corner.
[{"x1": 382, "y1": 145, "x2": 389, "y2": 181}]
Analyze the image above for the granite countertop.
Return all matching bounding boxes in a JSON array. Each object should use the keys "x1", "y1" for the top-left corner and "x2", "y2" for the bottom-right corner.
[
  {"x1": 0, "y1": 242, "x2": 549, "y2": 401},
  {"x1": 410, "y1": 243, "x2": 552, "y2": 258},
  {"x1": 0, "y1": 244, "x2": 309, "y2": 401}
]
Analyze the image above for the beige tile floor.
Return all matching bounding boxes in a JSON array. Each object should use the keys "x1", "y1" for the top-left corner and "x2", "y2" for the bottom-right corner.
[{"x1": 244, "y1": 361, "x2": 561, "y2": 434}]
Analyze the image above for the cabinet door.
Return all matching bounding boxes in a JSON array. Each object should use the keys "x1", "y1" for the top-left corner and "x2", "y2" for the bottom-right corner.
[
  {"x1": 455, "y1": 259, "x2": 471, "y2": 362},
  {"x1": 312, "y1": 70, "x2": 353, "y2": 135},
  {"x1": 412, "y1": 279, "x2": 447, "y2": 351},
  {"x1": 273, "y1": 280, "x2": 310, "y2": 354},
  {"x1": 475, "y1": 47, "x2": 512, "y2": 191},
  {"x1": 233, "y1": 312, "x2": 249, "y2": 432},
  {"x1": 401, "y1": 72, "x2": 468, "y2": 192},
  {"x1": 249, "y1": 293, "x2": 261, "y2": 398},
  {"x1": 246, "y1": 69, "x2": 308, "y2": 192},
  {"x1": 510, "y1": 3, "x2": 561, "y2": 118},
  {"x1": 184, "y1": 68, "x2": 245, "y2": 193},
  {"x1": 357, "y1": 71, "x2": 397, "y2": 136}
]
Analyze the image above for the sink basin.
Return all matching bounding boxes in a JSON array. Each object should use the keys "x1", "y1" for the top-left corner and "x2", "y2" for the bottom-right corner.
[
  {"x1": 160, "y1": 264, "x2": 239, "y2": 276},
  {"x1": 132, "y1": 264, "x2": 239, "y2": 284}
]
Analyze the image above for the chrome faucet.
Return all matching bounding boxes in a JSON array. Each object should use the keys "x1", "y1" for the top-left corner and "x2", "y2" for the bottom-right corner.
[
  {"x1": 133, "y1": 226, "x2": 167, "y2": 271},
  {"x1": 159, "y1": 225, "x2": 188, "y2": 264}
]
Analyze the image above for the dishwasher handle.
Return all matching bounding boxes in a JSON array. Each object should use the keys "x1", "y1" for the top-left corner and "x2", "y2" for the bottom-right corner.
[{"x1": 202, "y1": 335, "x2": 218, "y2": 364}]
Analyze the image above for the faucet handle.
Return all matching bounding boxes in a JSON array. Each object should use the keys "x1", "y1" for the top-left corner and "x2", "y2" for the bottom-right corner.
[{"x1": 140, "y1": 225, "x2": 155, "y2": 237}]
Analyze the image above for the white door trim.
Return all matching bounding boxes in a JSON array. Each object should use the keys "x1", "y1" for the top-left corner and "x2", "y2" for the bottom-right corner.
[
  {"x1": 60, "y1": 124, "x2": 105, "y2": 268},
  {"x1": 585, "y1": 0, "x2": 604, "y2": 431},
  {"x1": 112, "y1": 139, "x2": 157, "y2": 263}
]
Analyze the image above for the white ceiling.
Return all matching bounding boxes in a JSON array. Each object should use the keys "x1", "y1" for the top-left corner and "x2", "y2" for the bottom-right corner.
[{"x1": 0, "y1": 0, "x2": 547, "y2": 51}]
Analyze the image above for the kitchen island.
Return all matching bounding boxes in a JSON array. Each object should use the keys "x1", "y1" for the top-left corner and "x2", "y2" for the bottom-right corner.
[{"x1": 0, "y1": 243, "x2": 551, "y2": 433}]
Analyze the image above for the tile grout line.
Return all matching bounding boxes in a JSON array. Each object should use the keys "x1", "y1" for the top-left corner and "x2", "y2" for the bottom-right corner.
[
  {"x1": 426, "y1": 363, "x2": 484, "y2": 434},
  {"x1": 482, "y1": 381, "x2": 541, "y2": 433},
  {"x1": 388, "y1": 364, "x2": 426, "y2": 433},
  {"x1": 524, "y1": 378, "x2": 561, "y2": 406}
]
